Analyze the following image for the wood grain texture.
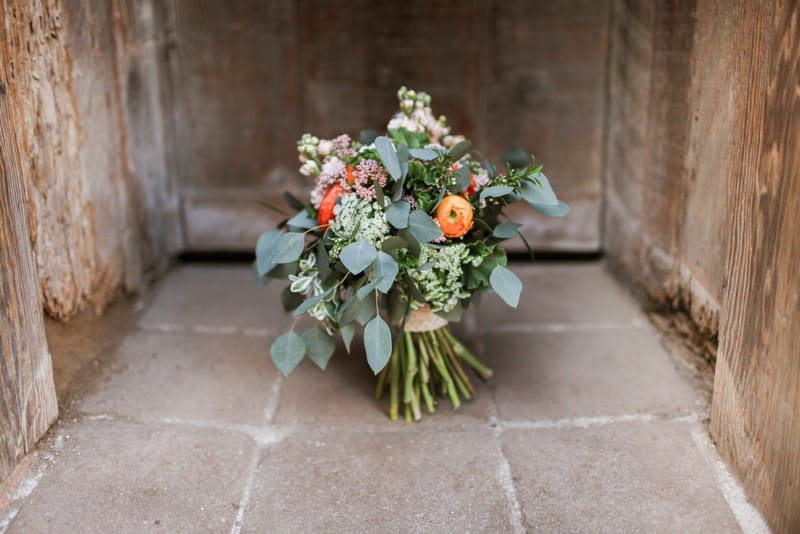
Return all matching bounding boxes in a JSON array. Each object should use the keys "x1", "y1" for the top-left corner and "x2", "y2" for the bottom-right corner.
[
  {"x1": 177, "y1": 0, "x2": 607, "y2": 251},
  {"x1": 0, "y1": 39, "x2": 59, "y2": 479},
  {"x1": 604, "y1": 0, "x2": 723, "y2": 338},
  {"x1": 0, "y1": 0, "x2": 180, "y2": 321},
  {"x1": 711, "y1": 1, "x2": 800, "y2": 532}
]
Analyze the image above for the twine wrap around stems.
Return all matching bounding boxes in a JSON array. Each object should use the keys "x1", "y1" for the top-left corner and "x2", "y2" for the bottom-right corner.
[{"x1": 376, "y1": 307, "x2": 493, "y2": 421}]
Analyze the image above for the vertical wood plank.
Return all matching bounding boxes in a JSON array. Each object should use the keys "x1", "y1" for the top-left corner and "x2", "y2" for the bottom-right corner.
[
  {"x1": 0, "y1": 49, "x2": 59, "y2": 480},
  {"x1": 712, "y1": 1, "x2": 800, "y2": 532}
]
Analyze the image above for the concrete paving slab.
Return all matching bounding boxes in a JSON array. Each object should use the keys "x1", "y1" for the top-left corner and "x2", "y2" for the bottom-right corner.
[
  {"x1": 501, "y1": 421, "x2": 740, "y2": 533},
  {"x1": 273, "y1": 342, "x2": 493, "y2": 429},
  {"x1": 138, "y1": 265, "x2": 287, "y2": 330},
  {"x1": 7, "y1": 419, "x2": 254, "y2": 533},
  {"x1": 244, "y1": 428, "x2": 513, "y2": 532},
  {"x1": 78, "y1": 331, "x2": 279, "y2": 425},
  {"x1": 467, "y1": 262, "x2": 644, "y2": 328},
  {"x1": 481, "y1": 329, "x2": 698, "y2": 421}
]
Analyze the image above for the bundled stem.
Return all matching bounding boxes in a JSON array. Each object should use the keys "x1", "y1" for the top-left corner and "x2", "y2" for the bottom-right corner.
[{"x1": 375, "y1": 325, "x2": 492, "y2": 421}]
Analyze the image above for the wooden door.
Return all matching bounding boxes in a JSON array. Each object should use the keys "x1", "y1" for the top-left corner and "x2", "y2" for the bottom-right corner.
[{"x1": 169, "y1": 0, "x2": 609, "y2": 253}]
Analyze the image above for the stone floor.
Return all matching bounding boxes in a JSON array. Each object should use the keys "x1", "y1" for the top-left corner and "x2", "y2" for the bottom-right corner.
[{"x1": 0, "y1": 262, "x2": 770, "y2": 533}]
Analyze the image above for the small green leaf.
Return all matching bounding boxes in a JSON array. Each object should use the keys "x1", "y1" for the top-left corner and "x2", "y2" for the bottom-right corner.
[
  {"x1": 480, "y1": 186, "x2": 514, "y2": 199},
  {"x1": 381, "y1": 236, "x2": 408, "y2": 252},
  {"x1": 452, "y1": 166, "x2": 472, "y2": 192},
  {"x1": 435, "y1": 303, "x2": 463, "y2": 322},
  {"x1": 283, "y1": 191, "x2": 305, "y2": 211},
  {"x1": 407, "y1": 210, "x2": 443, "y2": 243},
  {"x1": 355, "y1": 295, "x2": 377, "y2": 325},
  {"x1": 274, "y1": 232, "x2": 305, "y2": 263},
  {"x1": 396, "y1": 142, "x2": 410, "y2": 179},
  {"x1": 340, "y1": 241, "x2": 378, "y2": 274},
  {"x1": 286, "y1": 210, "x2": 318, "y2": 230},
  {"x1": 364, "y1": 316, "x2": 392, "y2": 374},
  {"x1": 375, "y1": 136, "x2": 402, "y2": 179},
  {"x1": 531, "y1": 200, "x2": 570, "y2": 217},
  {"x1": 501, "y1": 147, "x2": 531, "y2": 169},
  {"x1": 490, "y1": 265, "x2": 523, "y2": 308},
  {"x1": 301, "y1": 326, "x2": 336, "y2": 370},
  {"x1": 493, "y1": 222, "x2": 522, "y2": 239},
  {"x1": 519, "y1": 174, "x2": 558, "y2": 206},
  {"x1": 255, "y1": 231, "x2": 281, "y2": 275},
  {"x1": 374, "y1": 182, "x2": 385, "y2": 206},
  {"x1": 387, "y1": 289, "x2": 406, "y2": 325},
  {"x1": 409, "y1": 148, "x2": 439, "y2": 161},
  {"x1": 386, "y1": 201, "x2": 411, "y2": 229},
  {"x1": 484, "y1": 160, "x2": 497, "y2": 178},
  {"x1": 270, "y1": 331, "x2": 306, "y2": 376},
  {"x1": 316, "y1": 241, "x2": 330, "y2": 280},
  {"x1": 340, "y1": 323, "x2": 356, "y2": 353},
  {"x1": 281, "y1": 286, "x2": 304, "y2": 312},
  {"x1": 374, "y1": 251, "x2": 399, "y2": 293},
  {"x1": 448, "y1": 140, "x2": 473, "y2": 161}
]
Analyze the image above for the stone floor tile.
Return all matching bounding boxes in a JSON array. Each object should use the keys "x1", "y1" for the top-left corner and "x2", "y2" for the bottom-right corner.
[
  {"x1": 138, "y1": 265, "x2": 287, "y2": 330},
  {"x1": 244, "y1": 428, "x2": 513, "y2": 532},
  {"x1": 501, "y1": 421, "x2": 740, "y2": 533},
  {"x1": 273, "y1": 340, "x2": 493, "y2": 429},
  {"x1": 8, "y1": 419, "x2": 253, "y2": 533},
  {"x1": 78, "y1": 331, "x2": 279, "y2": 425},
  {"x1": 466, "y1": 261, "x2": 643, "y2": 327},
  {"x1": 481, "y1": 329, "x2": 698, "y2": 421}
]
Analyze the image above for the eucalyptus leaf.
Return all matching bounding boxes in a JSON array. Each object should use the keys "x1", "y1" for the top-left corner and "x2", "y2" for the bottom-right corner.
[
  {"x1": 375, "y1": 136, "x2": 402, "y2": 179},
  {"x1": 448, "y1": 140, "x2": 473, "y2": 161},
  {"x1": 274, "y1": 232, "x2": 305, "y2": 263},
  {"x1": 281, "y1": 286, "x2": 304, "y2": 312},
  {"x1": 396, "y1": 142, "x2": 410, "y2": 178},
  {"x1": 287, "y1": 210, "x2": 318, "y2": 230},
  {"x1": 398, "y1": 229, "x2": 421, "y2": 256},
  {"x1": 374, "y1": 182, "x2": 385, "y2": 205},
  {"x1": 386, "y1": 201, "x2": 411, "y2": 229},
  {"x1": 255, "y1": 231, "x2": 281, "y2": 275},
  {"x1": 301, "y1": 326, "x2": 336, "y2": 370},
  {"x1": 452, "y1": 166, "x2": 472, "y2": 192},
  {"x1": 374, "y1": 251, "x2": 399, "y2": 293},
  {"x1": 283, "y1": 191, "x2": 305, "y2": 211},
  {"x1": 316, "y1": 241, "x2": 330, "y2": 280},
  {"x1": 387, "y1": 289, "x2": 406, "y2": 325},
  {"x1": 484, "y1": 159, "x2": 497, "y2": 178},
  {"x1": 409, "y1": 148, "x2": 439, "y2": 161},
  {"x1": 364, "y1": 316, "x2": 392, "y2": 374},
  {"x1": 490, "y1": 265, "x2": 523, "y2": 308},
  {"x1": 293, "y1": 288, "x2": 333, "y2": 316},
  {"x1": 359, "y1": 129, "x2": 379, "y2": 145},
  {"x1": 340, "y1": 241, "x2": 378, "y2": 274},
  {"x1": 381, "y1": 235, "x2": 408, "y2": 252},
  {"x1": 531, "y1": 200, "x2": 570, "y2": 218},
  {"x1": 355, "y1": 295, "x2": 377, "y2": 325},
  {"x1": 340, "y1": 323, "x2": 356, "y2": 353},
  {"x1": 501, "y1": 147, "x2": 532, "y2": 169},
  {"x1": 357, "y1": 277, "x2": 379, "y2": 299},
  {"x1": 418, "y1": 261, "x2": 435, "y2": 271},
  {"x1": 435, "y1": 303, "x2": 463, "y2": 322},
  {"x1": 480, "y1": 186, "x2": 514, "y2": 199},
  {"x1": 407, "y1": 210, "x2": 443, "y2": 243},
  {"x1": 493, "y1": 222, "x2": 522, "y2": 239},
  {"x1": 519, "y1": 174, "x2": 558, "y2": 206},
  {"x1": 270, "y1": 331, "x2": 306, "y2": 376}
]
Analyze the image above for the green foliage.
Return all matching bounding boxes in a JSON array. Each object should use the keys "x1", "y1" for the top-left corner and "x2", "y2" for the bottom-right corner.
[
  {"x1": 274, "y1": 232, "x2": 305, "y2": 263},
  {"x1": 364, "y1": 316, "x2": 392, "y2": 374},
  {"x1": 301, "y1": 326, "x2": 336, "y2": 370},
  {"x1": 340, "y1": 241, "x2": 378, "y2": 274},
  {"x1": 270, "y1": 331, "x2": 305, "y2": 376},
  {"x1": 448, "y1": 140, "x2": 473, "y2": 161},
  {"x1": 386, "y1": 201, "x2": 411, "y2": 229},
  {"x1": 490, "y1": 265, "x2": 522, "y2": 308},
  {"x1": 375, "y1": 136, "x2": 402, "y2": 179},
  {"x1": 407, "y1": 210, "x2": 443, "y2": 243},
  {"x1": 493, "y1": 222, "x2": 522, "y2": 239}
]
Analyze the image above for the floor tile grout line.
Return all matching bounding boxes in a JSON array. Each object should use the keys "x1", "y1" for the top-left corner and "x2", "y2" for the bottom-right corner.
[
  {"x1": 689, "y1": 427, "x2": 771, "y2": 534},
  {"x1": 229, "y1": 443, "x2": 264, "y2": 534},
  {"x1": 501, "y1": 412, "x2": 701, "y2": 430},
  {"x1": 487, "y1": 397, "x2": 526, "y2": 533}
]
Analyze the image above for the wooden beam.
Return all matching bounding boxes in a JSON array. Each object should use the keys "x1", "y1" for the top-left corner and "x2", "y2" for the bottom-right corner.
[
  {"x1": 711, "y1": 1, "x2": 800, "y2": 532},
  {"x1": 0, "y1": 58, "x2": 59, "y2": 481}
]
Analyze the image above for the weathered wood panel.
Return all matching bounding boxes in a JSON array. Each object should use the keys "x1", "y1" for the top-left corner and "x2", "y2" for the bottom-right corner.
[
  {"x1": 0, "y1": 45, "x2": 59, "y2": 479},
  {"x1": 486, "y1": 0, "x2": 608, "y2": 251},
  {"x1": 176, "y1": 1, "x2": 607, "y2": 251},
  {"x1": 0, "y1": 0, "x2": 180, "y2": 321},
  {"x1": 711, "y1": 1, "x2": 800, "y2": 532},
  {"x1": 604, "y1": 0, "x2": 724, "y2": 341}
]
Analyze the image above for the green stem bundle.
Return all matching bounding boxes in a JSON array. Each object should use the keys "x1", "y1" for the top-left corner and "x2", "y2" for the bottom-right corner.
[{"x1": 375, "y1": 326, "x2": 493, "y2": 421}]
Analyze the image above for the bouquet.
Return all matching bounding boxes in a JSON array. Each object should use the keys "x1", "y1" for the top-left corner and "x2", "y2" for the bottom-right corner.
[{"x1": 255, "y1": 87, "x2": 568, "y2": 421}]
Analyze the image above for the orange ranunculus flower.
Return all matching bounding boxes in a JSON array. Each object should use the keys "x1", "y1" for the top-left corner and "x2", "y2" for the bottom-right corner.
[
  {"x1": 317, "y1": 184, "x2": 344, "y2": 229},
  {"x1": 346, "y1": 166, "x2": 356, "y2": 185},
  {"x1": 436, "y1": 195, "x2": 474, "y2": 238}
]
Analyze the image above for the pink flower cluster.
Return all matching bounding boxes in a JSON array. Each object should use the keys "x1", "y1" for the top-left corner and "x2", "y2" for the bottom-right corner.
[
  {"x1": 331, "y1": 135, "x2": 356, "y2": 159},
  {"x1": 310, "y1": 157, "x2": 346, "y2": 208},
  {"x1": 353, "y1": 159, "x2": 388, "y2": 202}
]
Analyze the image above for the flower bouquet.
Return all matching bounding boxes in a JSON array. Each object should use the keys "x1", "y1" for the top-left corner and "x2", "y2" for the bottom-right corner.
[{"x1": 255, "y1": 87, "x2": 568, "y2": 421}]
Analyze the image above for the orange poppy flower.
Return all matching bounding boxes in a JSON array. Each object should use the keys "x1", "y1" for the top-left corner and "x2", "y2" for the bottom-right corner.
[
  {"x1": 436, "y1": 195, "x2": 474, "y2": 238},
  {"x1": 317, "y1": 184, "x2": 344, "y2": 229},
  {"x1": 346, "y1": 166, "x2": 356, "y2": 185}
]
